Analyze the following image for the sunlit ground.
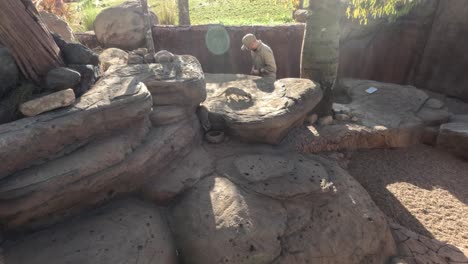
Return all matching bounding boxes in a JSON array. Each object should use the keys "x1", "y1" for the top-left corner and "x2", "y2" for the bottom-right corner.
[{"x1": 348, "y1": 145, "x2": 468, "y2": 254}]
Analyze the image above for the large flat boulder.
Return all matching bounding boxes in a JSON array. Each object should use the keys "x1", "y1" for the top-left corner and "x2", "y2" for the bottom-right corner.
[
  {"x1": 170, "y1": 147, "x2": 397, "y2": 264},
  {"x1": 203, "y1": 73, "x2": 322, "y2": 144},
  {"x1": 286, "y1": 79, "x2": 451, "y2": 153},
  {"x1": 2, "y1": 198, "x2": 177, "y2": 264},
  {"x1": 340, "y1": 79, "x2": 433, "y2": 128}
]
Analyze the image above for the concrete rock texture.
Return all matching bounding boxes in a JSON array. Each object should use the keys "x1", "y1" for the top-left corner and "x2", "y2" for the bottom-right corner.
[
  {"x1": 286, "y1": 79, "x2": 451, "y2": 153},
  {"x1": 2, "y1": 198, "x2": 177, "y2": 264},
  {"x1": 391, "y1": 223, "x2": 468, "y2": 264},
  {"x1": 0, "y1": 55, "x2": 205, "y2": 230},
  {"x1": 39, "y1": 11, "x2": 75, "y2": 42},
  {"x1": 94, "y1": 0, "x2": 158, "y2": 50},
  {"x1": 170, "y1": 147, "x2": 397, "y2": 264},
  {"x1": 203, "y1": 73, "x2": 322, "y2": 144},
  {"x1": 99, "y1": 48, "x2": 129, "y2": 72},
  {"x1": 1, "y1": 47, "x2": 466, "y2": 264}
]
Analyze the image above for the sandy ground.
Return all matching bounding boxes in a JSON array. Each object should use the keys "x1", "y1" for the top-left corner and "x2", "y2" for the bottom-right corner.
[{"x1": 347, "y1": 144, "x2": 468, "y2": 254}]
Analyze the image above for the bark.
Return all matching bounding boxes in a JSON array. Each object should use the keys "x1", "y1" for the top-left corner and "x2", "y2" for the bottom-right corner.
[
  {"x1": 178, "y1": 0, "x2": 191, "y2": 25},
  {"x1": 298, "y1": 0, "x2": 305, "y2": 9},
  {"x1": 140, "y1": 0, "x2": 155, "y2": 54},
  {"x1": 300, "y1": 0, "x2": 340, "y2": 116},
  {"x1": 0, "y1": 0, "x2": 64, "y2": 84}
]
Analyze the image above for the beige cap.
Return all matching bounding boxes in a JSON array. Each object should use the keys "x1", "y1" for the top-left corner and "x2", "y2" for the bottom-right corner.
[{"x1": 241, "y1": 34, "x2": 257, "y2": 51}]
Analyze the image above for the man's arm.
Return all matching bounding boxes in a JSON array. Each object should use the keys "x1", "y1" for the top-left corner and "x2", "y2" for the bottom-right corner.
[
  {"x1": 251, "y1": 67, "x2": 259, "y2": 75},
  {"x1": 260, "y1": 50, "x2": 277, "y2": 75}
]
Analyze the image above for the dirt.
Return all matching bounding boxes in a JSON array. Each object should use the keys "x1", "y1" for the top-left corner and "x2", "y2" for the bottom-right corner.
[{"x1": 346, "y1": 144, "x2": 468, "y2": 255}]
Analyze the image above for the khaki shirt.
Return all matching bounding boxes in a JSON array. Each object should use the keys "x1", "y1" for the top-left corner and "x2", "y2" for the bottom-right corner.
[{"x1": 251, "y1": 41, "x2": 277, "y2": 79}]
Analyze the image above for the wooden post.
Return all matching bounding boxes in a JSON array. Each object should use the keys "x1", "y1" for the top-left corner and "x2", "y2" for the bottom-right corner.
[
  {"x1": 0, "y1": 0, "x2": 64, "y2": 84},
  {"x1": 178, "y1": 0, "x2": 191, "y2": 25},
  {"x1": 140, "y1": 0, "x2": 155, "y2": 54}
]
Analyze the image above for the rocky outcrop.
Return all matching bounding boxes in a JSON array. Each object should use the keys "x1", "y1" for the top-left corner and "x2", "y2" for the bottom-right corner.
[
  {"x1": 286, "y1": 79, "x2": 451, "y2": 153},
  {"x1": 39, "y1": 11, "x2": 75, "y2": 42},
  {"x1": 203, "y1": 73, "x2": 322, "y2": 144},
  {"x1": 171, "y1": 176, "x2": 287, "y2": 263},
  {"x1": 0, "y1": 71, "x2": 151, "y2": 180},
  {"x1": 142, "y1": 146, "x2": 214, "y2": 203},
  {"x1": 170, "y1": 147, "x2": 397, "y2": 264},
  {"x1": 2, "y1": 198, "x2": 177, "y2": 264},
  {"x1": 94, "y1": 0, "x2": 159, "y2": 50},
  {"x1": 0, "y1": 55, "x2": 205, "y2": 230}
]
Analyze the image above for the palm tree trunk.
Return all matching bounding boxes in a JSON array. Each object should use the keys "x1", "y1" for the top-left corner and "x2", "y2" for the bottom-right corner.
[
  {"x1": 0, "y1": 0, "x2": 64, "y2": 85},
  {"x1": 178, "y1": 0, "x2": 191, "y2": 25},
  {"x1": 300, "y1": 0, "x2": 340, "y2": 116},
  {"x1": 140, "y1": 0, "x2": 155, "y2": 54}
]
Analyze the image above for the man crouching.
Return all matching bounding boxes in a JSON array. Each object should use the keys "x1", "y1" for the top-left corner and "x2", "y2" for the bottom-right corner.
[{"x1": 241, "y1": 34, "x2": 277, "y2": 80}]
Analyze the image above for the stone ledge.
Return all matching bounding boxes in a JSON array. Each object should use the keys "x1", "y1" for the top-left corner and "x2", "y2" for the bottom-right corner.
[
  {"x1": 0, "y1": 117, "x2": 200, "y2": 231},
  {"x1": 203, "y1": 73, "x2": 322, "y2": 144},
  {"x1": 107, "y1": 55, "x2": 206, "y2": 107},
  {"x1": 285, "y1": 79, "x2": 451, "y2": 153},
  {"x1": 0, "y1": 74, "x2": 152, "y2": 180}
]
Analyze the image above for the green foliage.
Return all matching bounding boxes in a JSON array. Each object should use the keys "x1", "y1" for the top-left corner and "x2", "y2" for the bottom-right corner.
[
  {"x1": 190, "y1": 0, "x2": 294, "y2": 25},
  {"x1": 34, "y1": 0, "x2": 75, "y2": 24},
  {"x1": 81, "y1": 6, "x2": 100, "y2": 31},
  {"x1": 346, "y1": 0, "x2": 420, "y2": 24},
  {"x1": 158, "y1": 0, "x2": 177, "y2": 25},
  {"x1": 67, "y1": 0, "x2": 419, "y2": 30}
]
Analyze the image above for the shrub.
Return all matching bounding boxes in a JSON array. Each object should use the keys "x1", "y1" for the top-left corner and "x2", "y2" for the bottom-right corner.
[
  {"x1": 155, "y1": 0, "x2": 177, "y2": 25},
  {"x1": 81, "y1": 6, "x2": 101, "y2": 31},
  {"x1": 34, "y1": 0, "x2": 74, "y2": 22}
]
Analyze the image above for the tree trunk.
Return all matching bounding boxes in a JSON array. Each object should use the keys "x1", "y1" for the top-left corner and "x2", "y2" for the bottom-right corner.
[
  {"x1": 298, "y1": 0, "x2": 304, "y2": 9},
  {"x1": 0, "y1": 0, "x2": 64, "y2": 85},
  {"x1": 178, "y1": 0, "x2": 191, "y2": 25},
  {"x1": 140, "y1": 0, "x2": 155, "y2": 54},
  {"x1": 300, "y1": 0, "x2": 340, "y2": 116}
]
